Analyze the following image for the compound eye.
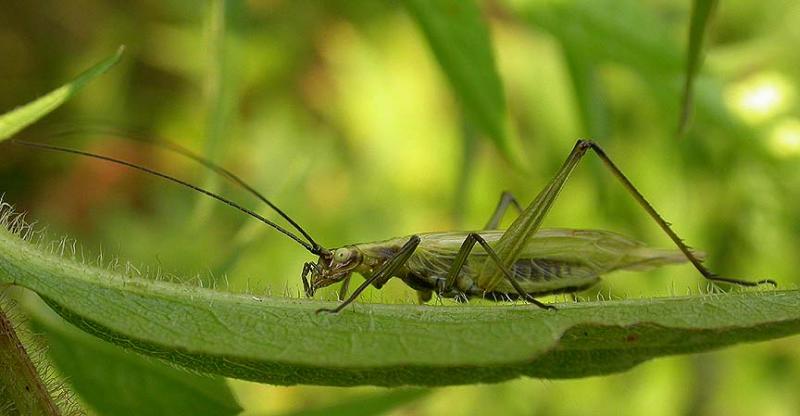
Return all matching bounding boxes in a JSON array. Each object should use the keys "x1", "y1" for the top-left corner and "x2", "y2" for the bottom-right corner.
[{"x1": 333, "y1": 248, "x2": 351, "y2": 262}]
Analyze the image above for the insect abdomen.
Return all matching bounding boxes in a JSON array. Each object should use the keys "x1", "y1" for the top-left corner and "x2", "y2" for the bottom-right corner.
[
  {"x1": 479, "y1": 258, "x2": 600, "y2": 295},
  {"x1": 512, "y1": 259, "x2": 574, "y2": 281},
  {"x1": 403, "y1": 255, "x2": 599, "y2": 297}
]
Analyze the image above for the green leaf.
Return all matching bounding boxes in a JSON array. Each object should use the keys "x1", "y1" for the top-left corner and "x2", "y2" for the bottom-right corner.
[
  {"x1": 679, "y1": 0, "x2": 719, "y2": 135},
  {"x1": 0, "y1": 46, "x2": 124, "y2": 143},
  {"x1": 403, "y1": 0, "x2": 525, "y2": 168},
  {"x1": 1, "y1": 213, "x2": 799, "y2": 387},
  {"x1": 27, "y1": 306, "x2": 242, "y2": 416},
  {"x1": 276, "y1": 389, "x2": 429, "y2": 416}
]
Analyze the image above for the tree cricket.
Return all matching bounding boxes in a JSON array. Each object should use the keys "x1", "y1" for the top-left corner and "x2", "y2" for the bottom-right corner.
[{"x1": 11, "y1": 138, "x2": 776, "y2": 313}]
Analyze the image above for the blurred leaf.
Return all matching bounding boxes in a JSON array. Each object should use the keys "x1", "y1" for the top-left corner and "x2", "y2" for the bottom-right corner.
[
  {"x1": 403, "y1": 0, "x2": 525, "y2": 168},
  {"x1": 452, "y1": 119, "x2": 478, "y2": 226},
  {"x1": 512, "y1": 0, "x2": 743, "y2": 134},
  {"x1": 193, "y1": 0, "x2": 235, "y2": 221},
  {"x1": 561, "y1": 48, "x2": 611, "y2": 139},
  {"x1": 28, "y1": 306, "x2": 242, "y2": 416},
  {"x1": 679, "y1": 0, "x2": 719, "y2": 136},
  {"x1": 1, "y1": 213, "x2": 799, "y2": 387},
  {"x1": 518, "y1": 0, "x2": 681, "y2": 75},
  {"x1": 0, "y1": 47, "x2": 124, "y2": 143},
  {"x1": 201, "y1": 0, "x2": 230, "y2": 160},
  {"x1": 274, "y1": 389, "x2": 429, "y2": 416}
]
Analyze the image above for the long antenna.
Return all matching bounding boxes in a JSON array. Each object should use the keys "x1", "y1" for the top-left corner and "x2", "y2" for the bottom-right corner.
[
  {"x1": 42, "y1": 126, "x2": 323, "y2": 252},
  {"x1": 11, "y1": 139, "x2": 322, "y2": 255}
]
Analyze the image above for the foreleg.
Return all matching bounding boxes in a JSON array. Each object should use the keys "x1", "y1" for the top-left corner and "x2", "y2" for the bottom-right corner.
[{"x1": 316, "y1": 236, "x2": 421, "y2": 314}]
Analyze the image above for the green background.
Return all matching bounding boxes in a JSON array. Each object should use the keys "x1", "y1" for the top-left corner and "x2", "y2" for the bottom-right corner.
[{"x1": 1, "y1": 0, "x2": 799, "y2": 414}]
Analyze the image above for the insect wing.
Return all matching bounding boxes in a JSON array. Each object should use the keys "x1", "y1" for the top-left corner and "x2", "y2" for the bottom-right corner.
[
  {"x1": 473, "y1": 229, "x2": 687, "y2": 293},
  {"x1": 511, "y1": 229, "x2": 688, "y2": 274}
]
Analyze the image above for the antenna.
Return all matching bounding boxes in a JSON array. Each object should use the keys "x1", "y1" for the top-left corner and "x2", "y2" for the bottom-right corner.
[
  {"x1": 41, "y1": 126, "x2": 323, "y2": 252},
  {"x1": 11, "y1": 139, "x2": 323, "y2": 255}
]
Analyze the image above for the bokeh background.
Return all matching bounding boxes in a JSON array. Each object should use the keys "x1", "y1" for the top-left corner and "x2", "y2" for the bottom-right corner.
[{"x1": 2, "y1": 0, "x2": 800, "y2": 415}]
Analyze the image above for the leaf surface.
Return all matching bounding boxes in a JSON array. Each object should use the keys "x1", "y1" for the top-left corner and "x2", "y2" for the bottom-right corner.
[{"x1": 0, "y1": 219, "x2": 798, "y2": 386}]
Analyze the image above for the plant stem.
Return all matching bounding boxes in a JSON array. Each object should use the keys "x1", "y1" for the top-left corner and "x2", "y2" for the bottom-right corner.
[{"x1": 0, "y1": 301, "x2": 61, "y2": 416}]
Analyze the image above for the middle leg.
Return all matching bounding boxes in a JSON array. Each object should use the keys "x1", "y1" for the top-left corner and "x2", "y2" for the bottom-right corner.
[
  {"x1": 484, "y1": 191, "x2": 524, "y2": 229},
  {"x1": 443, "y1": 232, "x2": 555, "y2": 310}
]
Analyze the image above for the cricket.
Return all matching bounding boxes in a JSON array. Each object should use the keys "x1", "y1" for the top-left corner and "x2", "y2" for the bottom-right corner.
[{"x1": 11, "y1": 138, "x2": 776, "y2": 313}]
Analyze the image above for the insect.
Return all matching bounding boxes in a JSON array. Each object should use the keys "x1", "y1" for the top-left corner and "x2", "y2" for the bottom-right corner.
[{"x1": 11, "y1": 138, "x2": 776, "y2": 313}]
